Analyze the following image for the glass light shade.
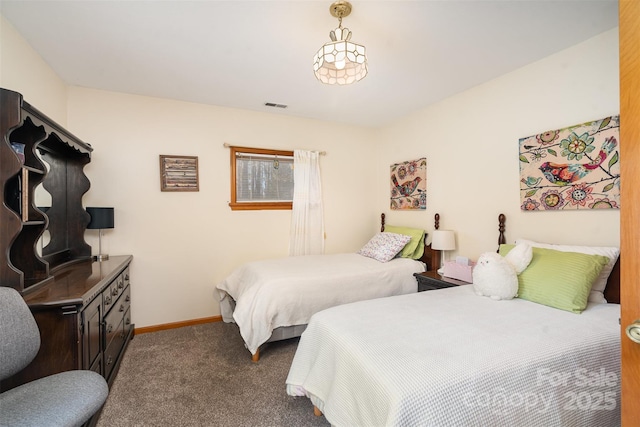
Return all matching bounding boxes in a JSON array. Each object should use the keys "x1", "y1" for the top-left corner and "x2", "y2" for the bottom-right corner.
[
  {"x1": 313, "y1": 27, "x2": 367, "y2": 85},
  {"x1": 431, "y1": 230, "x2": 456, "y2": 251}
]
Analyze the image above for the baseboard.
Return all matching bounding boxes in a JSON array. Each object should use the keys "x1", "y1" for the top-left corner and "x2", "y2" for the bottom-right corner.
[{"x1": 135, "y1": 315, "x2": 222, "y2": 335}]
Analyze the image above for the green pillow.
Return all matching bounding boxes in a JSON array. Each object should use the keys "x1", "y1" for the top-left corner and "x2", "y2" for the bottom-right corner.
[
  {"x1": 499, "y1": 244, "x2": 609, "y2": 313},
  {"x1": 410, "y1": 237, "x2": 425, "y2": 260},
  {"x1": 384, "y1": 225, "x2": 425, "y2": 259}
]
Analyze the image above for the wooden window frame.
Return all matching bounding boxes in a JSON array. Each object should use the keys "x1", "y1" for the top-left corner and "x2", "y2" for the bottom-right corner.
[{"x1": 228, "y1": 146, "x2": 293, "y2": 211}]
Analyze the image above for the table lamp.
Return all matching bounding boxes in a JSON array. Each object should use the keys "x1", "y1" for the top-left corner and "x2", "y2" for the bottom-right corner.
[
  {"x1": 87, "y1": 207, "x2": 114, "y2": 261},
  {"x1": 431, "y1": 229, "x2": 456, "y2": 275}
]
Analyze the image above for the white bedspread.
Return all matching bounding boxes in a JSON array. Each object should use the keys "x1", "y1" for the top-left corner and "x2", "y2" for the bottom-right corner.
[
  {"x1": 286, "y1": 286, "x2": 621, "y2": 426},
  {"x1": 216, "y1": 253, "x2": 424, "y2": 355}
]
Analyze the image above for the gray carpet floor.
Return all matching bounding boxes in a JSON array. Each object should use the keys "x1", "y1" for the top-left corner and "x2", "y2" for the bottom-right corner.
[{"x1": 96, "y1": 322, "x2": 330, "y2": 427}]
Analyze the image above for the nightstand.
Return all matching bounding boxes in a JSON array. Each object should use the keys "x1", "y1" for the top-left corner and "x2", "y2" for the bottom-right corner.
[{"x1": 414, "y1": 270, "x2": 471, "y2": 292}]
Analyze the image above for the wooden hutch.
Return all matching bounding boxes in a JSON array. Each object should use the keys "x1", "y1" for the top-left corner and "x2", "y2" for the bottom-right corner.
[{"x1": 0, "y1": 88, "x2": 133, "y2": 423}]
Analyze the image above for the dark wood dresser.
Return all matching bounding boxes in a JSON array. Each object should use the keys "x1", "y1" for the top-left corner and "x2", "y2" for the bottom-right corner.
[
  {"x1": 0, "y1": 255, "x2": 134, "y2": 393},
  {"x1": 1, "y1": 88, "x2": 132, "y2": 426}
]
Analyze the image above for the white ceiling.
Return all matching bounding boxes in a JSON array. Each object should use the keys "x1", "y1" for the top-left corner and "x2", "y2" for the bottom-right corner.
[{"x1": 1, "y1": 0, "x2": 618, "y2": 128}]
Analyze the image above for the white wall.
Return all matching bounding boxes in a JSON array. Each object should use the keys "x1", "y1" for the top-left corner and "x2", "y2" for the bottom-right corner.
[
  {"x1": 1, "y1": 13, "x2": 621, "y2": 328},
  {"x1": 66, "y1": 88, "x2": 378, "y2": 327},
  {"x1": 1, "y1": 13, "x2": 380, "y2": 328},
  {"x1": 377, "y1": 29, "x2": 620, "y2": 260},
  {"x1": 0, "y1": 16, "x2": 67, "y2": 124}
]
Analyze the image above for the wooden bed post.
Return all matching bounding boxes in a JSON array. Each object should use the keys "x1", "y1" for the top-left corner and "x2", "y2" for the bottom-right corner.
[
  {"x1": 431, "y1": 213, "x2": 441, "y2": 270},
  {"x1": 381, "y1": 213, "x2": 386, "y2": 232},
  {"x1": 252, "y1": 349, "x2": 260, "y2": 363},
  {"x1": 498, "y1": 213, "x2": 506, "y2": 248},
  {"x1": 313, "y1": 406, "x2": 323, "y2": 417}
]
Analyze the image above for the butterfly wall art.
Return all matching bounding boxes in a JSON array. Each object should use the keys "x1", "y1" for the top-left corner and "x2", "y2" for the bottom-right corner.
[
  {"x1": 519, "y1": 116, "x2": 620, "y2": 211},
  {"x1": 390, "y1": 157, "x2": 426, "y2": 210}
]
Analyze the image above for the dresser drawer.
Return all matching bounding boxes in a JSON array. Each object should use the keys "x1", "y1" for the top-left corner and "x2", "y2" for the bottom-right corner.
[
  {"x1": 122, "y1": 266, "x2": 130, "y2": 289},
  {"x1": 104, "y1": 285, "x2": 130, "y2": 349},
  {"x1": 114, "y1": 285, "x2": 131, "y2": 318},
  {"x1": 103, "y1": 277, "x2": 118, "y2": 312},
  {"x1": 124, "y1": 307, "x2": 132, "y2": 336},
  {"x1": 104, "y1": 267, "x2": 129, "y2": 308},
  {"x1": 104, "y1": 316, "x2": 126, "y2": 381}
]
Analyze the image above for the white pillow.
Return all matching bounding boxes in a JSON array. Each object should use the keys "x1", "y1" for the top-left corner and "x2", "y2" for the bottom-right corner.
[
  {"x1": 514, "y1": 238, "x2": 619, "y2": 303},
  {"x1": 358, "y1": 232, "x2": 412, "y2": 263}
]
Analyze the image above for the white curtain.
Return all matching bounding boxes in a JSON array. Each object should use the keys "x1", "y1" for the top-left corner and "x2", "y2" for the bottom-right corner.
[{"x1": 289, "y1": 150, "x2": 324, "y2": 256}]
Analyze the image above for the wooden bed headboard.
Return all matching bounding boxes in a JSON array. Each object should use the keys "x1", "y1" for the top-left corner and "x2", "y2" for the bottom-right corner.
[
  {"x1": 380, "y1": 213, "x2": 440, "y2": 272},
  {"x1": 497, "y1": 213, "x2": 620, "y2": 304},
  {"x1": 604, "y1": 258, "x2": 620, "y2": 304}
]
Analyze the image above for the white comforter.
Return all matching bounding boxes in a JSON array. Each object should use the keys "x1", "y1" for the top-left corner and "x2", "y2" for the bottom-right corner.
[
  {"x1": 216, "y1": 253, "x2": 425, "y2": 355},
  {"x1": 286, "y1": 285, "x2": 621, "y2": 427}
]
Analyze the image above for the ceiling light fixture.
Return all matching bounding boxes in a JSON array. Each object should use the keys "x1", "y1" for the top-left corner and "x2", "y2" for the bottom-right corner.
[{"x1": 313, "y1": 1, "x2": 367, "y2": 85}]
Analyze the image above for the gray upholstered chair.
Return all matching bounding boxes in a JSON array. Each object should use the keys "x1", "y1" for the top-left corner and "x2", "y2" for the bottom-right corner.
[{"x1": 0, "y1": 287, "x2": 109, "y2": 427}]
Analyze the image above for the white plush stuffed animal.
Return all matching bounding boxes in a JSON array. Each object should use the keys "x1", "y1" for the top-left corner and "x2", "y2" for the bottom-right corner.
[{"x1": 472, "y1": 243, "x2": 532, "y2": 301}]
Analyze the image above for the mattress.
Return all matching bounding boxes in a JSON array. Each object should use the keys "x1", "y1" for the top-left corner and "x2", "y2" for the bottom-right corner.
[
  {"x1": 216, "y1": 253, "x2": 425, "y2": 355},
  {"x1": 286, "y1": 285, "x2": 621, "y2": 426}
]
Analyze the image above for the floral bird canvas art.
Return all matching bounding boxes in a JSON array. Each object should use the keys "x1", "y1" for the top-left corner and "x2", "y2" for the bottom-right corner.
[
  {"x1": 390, "y1": 158, "x2": 426, "y2": 210},
  {"x1": 519, "y1": 116, "x2": 620, "y2": 211},
  {"x1": 539, "y1": 137, "x2": 617, "y2": 186}
]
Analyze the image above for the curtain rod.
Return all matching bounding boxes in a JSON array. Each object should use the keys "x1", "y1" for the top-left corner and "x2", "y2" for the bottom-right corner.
[{"x1": 223, "y1": 142, "x2": 326, "y2": 155}]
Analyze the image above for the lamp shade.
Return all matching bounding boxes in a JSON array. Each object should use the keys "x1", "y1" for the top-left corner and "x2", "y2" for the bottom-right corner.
[
  {"x1": 87, "y1": 207, "x2": 114, "y2": 229},
  {"x1": 313, "y1": 30, "x2": 368, "y2": 85},
  {"x1": 313, "y1": 1, "x2": 368, "y2": 85},
  {"x1": 431, "y1": 230, "x2": 455, "y2": 251}
]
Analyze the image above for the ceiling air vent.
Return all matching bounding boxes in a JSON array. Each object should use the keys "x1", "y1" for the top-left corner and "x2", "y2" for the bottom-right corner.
[{"x1": 264, "y1": 102, "x2": 288, "y2": 109}]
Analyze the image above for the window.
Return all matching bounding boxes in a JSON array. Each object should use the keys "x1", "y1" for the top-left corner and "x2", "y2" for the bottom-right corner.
[{"x1": 229, "y1": 146, "x2": 294, "y2": 210}]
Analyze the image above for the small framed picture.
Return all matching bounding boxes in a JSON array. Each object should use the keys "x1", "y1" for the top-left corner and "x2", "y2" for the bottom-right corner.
[{"x1": 159, "y1": 155, "x2": 199, "y2": 192}]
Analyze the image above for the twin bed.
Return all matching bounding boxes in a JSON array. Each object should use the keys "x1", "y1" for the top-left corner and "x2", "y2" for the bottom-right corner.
[
  {"x1": 285, "y1": 214, "x2": 622, "y2": 426},
  {"x1": 216, "y1": 213, "x2": 440, "y2": 361},
  {"x1": 216, "y1": 212, "x2": 621, "y2": 425}
]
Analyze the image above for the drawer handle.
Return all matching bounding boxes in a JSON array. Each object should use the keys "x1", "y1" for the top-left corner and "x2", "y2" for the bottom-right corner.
[
  {"x1": 106, "y1": 355, "x2": 113, "y2": 366},
  {"x1": 125, "y1": 295, "x2": 130, "y2": 302},
  {"x1": 107, "y1": 324, "x2": 113, "y2": 333},
  {"x1": 125, "y1": 317, "x2": 131, "y2": 326},
  {"x1": 118, "y1": 280, "x2": 124, "y2": 289},
  {"x1": 112, "y1": 288, "x2": 119, "y2": 297},
  {"x1": 105, "y1": 295, "x2": 112, "y2": 305},
  {"x1": 119, "y1": 304, "x2": 125, "y2": 312}
]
